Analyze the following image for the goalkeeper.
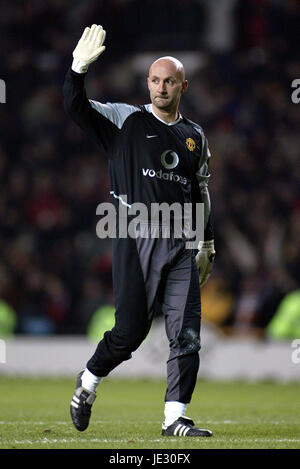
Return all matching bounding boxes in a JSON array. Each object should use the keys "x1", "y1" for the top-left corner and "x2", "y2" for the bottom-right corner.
[{"x1": 64, "y1": 24, "x2": 215, "y2": 437}]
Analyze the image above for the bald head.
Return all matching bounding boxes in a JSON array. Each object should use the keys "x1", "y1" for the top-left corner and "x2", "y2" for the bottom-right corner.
[
  {"x1": 147, "y1": 56, "x2": 188, "y2": 122},
  {"x1": 149, "y1": 56, "x2": 186, "y2": 82}
]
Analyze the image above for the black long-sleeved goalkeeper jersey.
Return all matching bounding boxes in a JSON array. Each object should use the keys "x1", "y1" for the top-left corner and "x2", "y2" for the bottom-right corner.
[{"x1": 63, "y1": 68, "x2": 213, "y2": 240}]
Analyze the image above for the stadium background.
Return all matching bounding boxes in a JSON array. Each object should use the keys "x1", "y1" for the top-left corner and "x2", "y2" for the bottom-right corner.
[{"x1": 0, "y1": 0, "x2": 299, "y2": 345}]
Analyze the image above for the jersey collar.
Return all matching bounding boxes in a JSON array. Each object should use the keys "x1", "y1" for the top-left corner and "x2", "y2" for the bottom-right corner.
[{"x1": 146, "y1": 104, "x2": 182, "y2": 126}]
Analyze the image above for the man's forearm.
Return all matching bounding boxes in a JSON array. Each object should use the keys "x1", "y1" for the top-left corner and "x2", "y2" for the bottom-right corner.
[
  {"x1": 63, "y1": 68, "x2": 89, "y2": 121},
  {"x1": 201, "y1": 186, "x2": 214, "y2": 241},
  {"x1": 63, "y1": 67, "x2": 117, "y2": 151}
]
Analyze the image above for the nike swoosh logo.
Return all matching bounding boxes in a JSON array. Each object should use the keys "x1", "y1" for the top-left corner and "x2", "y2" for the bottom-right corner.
[{"x1": 146, "y1": 135, "x2": 158, "y2": 138}]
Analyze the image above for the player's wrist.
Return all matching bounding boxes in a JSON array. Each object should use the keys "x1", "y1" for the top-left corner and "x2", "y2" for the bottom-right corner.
[
  {"x1": 197, "y1": 240, "x2": 215, "y2": 251},
  {"x1": 71, "y1": 58, "x2": 90, "y2": 74}
]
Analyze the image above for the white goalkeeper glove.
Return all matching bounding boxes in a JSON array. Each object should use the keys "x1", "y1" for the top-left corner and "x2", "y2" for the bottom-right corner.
[
  {"x1": 72, "y1": 24, "x2": 106, "y2": 74},
  {"x1": 196, "y1": 240, "x2": 216, "y2": 287}
]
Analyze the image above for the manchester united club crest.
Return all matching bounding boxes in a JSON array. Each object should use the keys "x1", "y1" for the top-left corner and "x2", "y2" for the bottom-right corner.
[{"x1": 186, "y1": 137, "x2": 196, "y2": 151}]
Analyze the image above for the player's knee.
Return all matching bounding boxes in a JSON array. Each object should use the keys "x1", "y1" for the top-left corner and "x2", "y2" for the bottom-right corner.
[{"x1": 172, "y1": 328, "x2": 201, "y2": 356}]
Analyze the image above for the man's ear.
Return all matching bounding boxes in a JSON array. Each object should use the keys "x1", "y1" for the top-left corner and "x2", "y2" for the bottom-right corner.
[
  {"x1": 147, "y1": 76, "x2": 151, "y2": 91},
  {"x1": 181, "y1": 80, "x2": 188, "y2": 94}
]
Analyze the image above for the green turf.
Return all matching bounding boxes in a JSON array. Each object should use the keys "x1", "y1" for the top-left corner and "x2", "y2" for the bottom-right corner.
[{"x1": 0, "y1": 377, "x2": 299, "y2": 449}]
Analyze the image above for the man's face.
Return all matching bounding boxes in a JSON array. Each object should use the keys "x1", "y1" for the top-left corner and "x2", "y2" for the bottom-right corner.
[{"x1": 147, "y1": 59, "x2": 187, "y2": 113}]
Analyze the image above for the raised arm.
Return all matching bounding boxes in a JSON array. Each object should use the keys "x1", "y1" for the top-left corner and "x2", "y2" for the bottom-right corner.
[{"x1": 63, "y1": 24, "x2": 118, "y2": 151}]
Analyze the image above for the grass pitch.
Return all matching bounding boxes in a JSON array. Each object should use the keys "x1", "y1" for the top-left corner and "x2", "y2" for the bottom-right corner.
[{"x1": 0, "y1": 377, "x2": 299, "y2": 449}]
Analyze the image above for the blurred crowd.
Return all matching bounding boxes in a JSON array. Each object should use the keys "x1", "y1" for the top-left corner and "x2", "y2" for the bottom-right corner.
[{"x1": 0, "y1": 0, "x2": 299, "y2": 336}]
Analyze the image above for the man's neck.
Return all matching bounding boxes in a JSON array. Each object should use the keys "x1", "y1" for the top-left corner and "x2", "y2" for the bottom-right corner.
[{"x1": 151, "y1": 105, "x2": 180, "y2": 124}]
